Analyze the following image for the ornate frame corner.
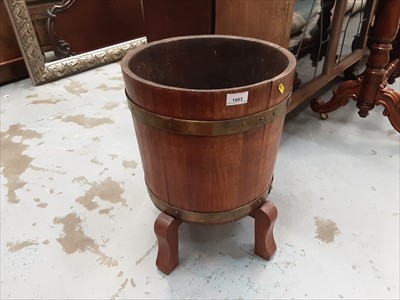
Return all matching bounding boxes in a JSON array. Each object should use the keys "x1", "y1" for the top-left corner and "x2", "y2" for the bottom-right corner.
[{"x1": 4, "y1": 0, "x2": 147, "y2": 86}]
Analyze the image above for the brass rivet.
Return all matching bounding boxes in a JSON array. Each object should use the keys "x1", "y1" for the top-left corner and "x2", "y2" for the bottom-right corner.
[{"x1": 260, "y1": 117, "x2": 264, "y2": 122}]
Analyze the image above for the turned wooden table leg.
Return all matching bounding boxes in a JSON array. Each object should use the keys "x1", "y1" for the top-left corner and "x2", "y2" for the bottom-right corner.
[
  {"x1": 356, "y1": 0, "x2": 400, "y2": 118},
  {"x1": 310, "y1": 0, "x2": 400, "y2": 132},
  {"x1": 254, "y1": 201, "x2": 278, "y2": 260},
  {"x1": 154, "y1": 212, "x2": 181, "y2": 274}
]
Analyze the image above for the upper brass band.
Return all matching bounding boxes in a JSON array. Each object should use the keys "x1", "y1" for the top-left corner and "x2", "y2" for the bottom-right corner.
[{"x1": 126, "y1": 91, "x2": 290, "y2": 136}]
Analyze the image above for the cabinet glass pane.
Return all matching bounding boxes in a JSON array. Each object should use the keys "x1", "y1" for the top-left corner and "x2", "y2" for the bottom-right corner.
[
  {"x1": 336, "y1": 0, "x2": 372, "y2": 63},
  {"x1": 289, "y1": 0, "x2": 335, "y2": 90}
]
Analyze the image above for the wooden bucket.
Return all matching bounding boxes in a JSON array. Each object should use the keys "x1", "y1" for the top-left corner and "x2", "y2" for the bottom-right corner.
[{"x1": 121, "y1": 35, "x2": 296, "y2": 224}]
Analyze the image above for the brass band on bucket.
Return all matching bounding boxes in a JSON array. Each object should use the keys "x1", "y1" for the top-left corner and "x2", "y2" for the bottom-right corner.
[
  {"x1": 146, "y1": 182, "x2": 272, "y2": 224},
  {"x1": 126, "y1": 92, "x2": 290, "y2": 136}
]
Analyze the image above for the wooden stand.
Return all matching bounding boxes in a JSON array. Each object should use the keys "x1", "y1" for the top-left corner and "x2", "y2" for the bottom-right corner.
[
  {"x1": 253, "y1": 201, "x2": 278, "y2": 260},
  {"x1": 310, "y1": 0, "x2": 400, "y2": 132},
  {"x1": 121, "y1": 36, "x2": 292, "y2": 275},
  {"x1": 154, "y1": 213, "x2": 182, "y2": 275},
  {"x1": 154, "y1": 200, "x2": 277, "y2": 275}
]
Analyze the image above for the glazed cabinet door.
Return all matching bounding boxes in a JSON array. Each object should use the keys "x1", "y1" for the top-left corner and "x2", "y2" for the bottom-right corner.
[{"x1": 288, "y1": 0, "x2": 377, "y2": 111}]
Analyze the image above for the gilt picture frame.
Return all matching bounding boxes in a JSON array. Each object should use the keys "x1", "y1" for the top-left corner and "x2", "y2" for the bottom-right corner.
[{"x1": 3, "y1": 0, "x2": 147, "y2": 86}]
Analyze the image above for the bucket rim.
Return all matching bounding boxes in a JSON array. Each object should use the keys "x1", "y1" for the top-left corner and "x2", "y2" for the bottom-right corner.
[{"x1": 121, "y1": 34, "x2": 296, "y2": 93}]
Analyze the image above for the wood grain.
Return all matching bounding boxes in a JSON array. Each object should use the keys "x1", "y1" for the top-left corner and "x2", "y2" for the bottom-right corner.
[
  {"x1": 254, "y1": 201, "x2": 278, "y2": 260},
  {"x1": 215, "y1": 0, "x2": 295, "y2": 47},
  {"x1": 154, "y1": 212, "x2": 181, "y2": 274},
  {"x1": 122, "y1": 35, "x2": 296, "y2": 213}
]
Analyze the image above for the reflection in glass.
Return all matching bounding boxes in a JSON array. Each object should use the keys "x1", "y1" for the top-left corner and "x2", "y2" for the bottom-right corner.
[
  {"x1": 4, "y1": 0, "x2": 147, "y2": 85},
  {"x1": 336, "y1": 0, "x2": 371, "y2": 63},
  {"x1": 289, "y1": 0, "x2": 335, "y2": 90},
  {"x1": 25, "y1": 0, "x2": 146, "y2": 63},
  {"x1": 289, "y1": 0, "x2": 374, "y2": 90}
]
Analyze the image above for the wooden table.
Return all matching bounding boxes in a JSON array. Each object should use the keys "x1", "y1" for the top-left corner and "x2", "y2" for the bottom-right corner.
[{"x1": 311, "y1": 0, "x2": 400, "y2": 132}]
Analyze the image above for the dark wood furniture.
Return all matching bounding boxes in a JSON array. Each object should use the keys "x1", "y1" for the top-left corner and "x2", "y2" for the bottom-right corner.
[
  {"x1": 142, "y1": 0, "x2": 214, "y2": 43},
  {"x1": 0, "y1": 1, "x2": 28, "y2": 84},
  {"x1": 311, "y1": 0, "x2": 400, "y2": 132},
  {"x1": 214, "y1": 0, "x2": 294, "y2": 48}
]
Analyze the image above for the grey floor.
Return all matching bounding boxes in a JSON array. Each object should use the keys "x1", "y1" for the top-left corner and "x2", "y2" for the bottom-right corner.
[{"x1": 1, "y1": 62, "x2": 399, "y2": 299}]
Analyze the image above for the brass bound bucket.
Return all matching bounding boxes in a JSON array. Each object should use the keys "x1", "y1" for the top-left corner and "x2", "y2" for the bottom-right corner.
[{"x1": 121, "y1": 35, "x2": 296, "y2": 273}]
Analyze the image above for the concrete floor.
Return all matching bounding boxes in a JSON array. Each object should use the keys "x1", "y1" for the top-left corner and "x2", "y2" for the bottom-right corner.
[{"x1": 1, "y1": 61, "x2": 399, "y2": 299}]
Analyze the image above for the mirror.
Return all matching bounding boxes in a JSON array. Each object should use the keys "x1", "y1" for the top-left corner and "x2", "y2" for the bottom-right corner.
[{"x1": 4, "y1": 0, "x2": 147, "y2": 85}]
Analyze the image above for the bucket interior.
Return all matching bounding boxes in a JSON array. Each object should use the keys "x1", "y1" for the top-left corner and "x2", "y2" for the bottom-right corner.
[{"x1": 128, "y1": 37, "x2": 289, "y2": 90}]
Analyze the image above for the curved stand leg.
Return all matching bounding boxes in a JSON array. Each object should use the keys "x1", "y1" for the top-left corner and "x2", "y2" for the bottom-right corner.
[
  {"x1": 310, "y1": 78, "x2": 362, "y2": 116},
  {"x1": 376, "y1": 87, "x2": 400, "y2": 132},
  {"x1": 254, "y1": 200, "x2": 278, "y2": 260},
  {"x1": 154, "y1": 212, "x2": 181, "y2": 274}
]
